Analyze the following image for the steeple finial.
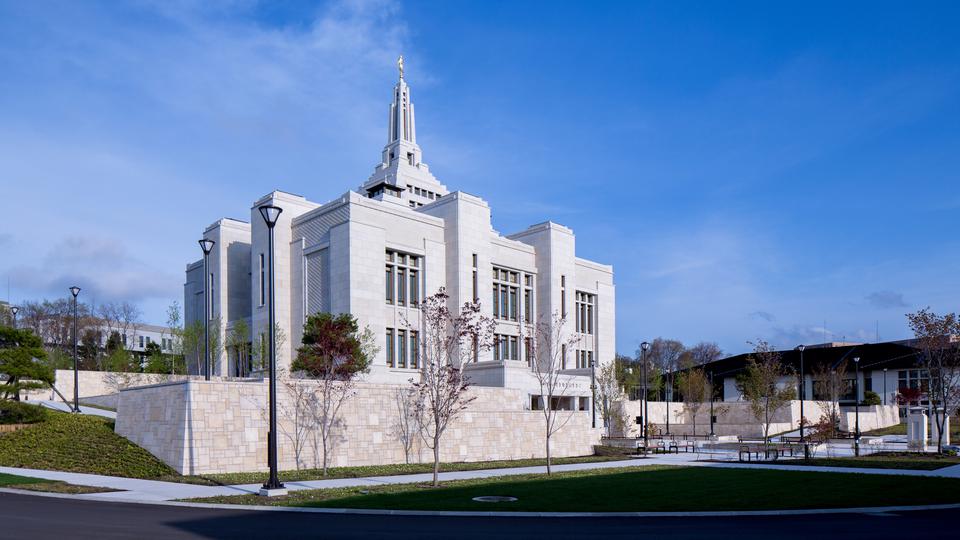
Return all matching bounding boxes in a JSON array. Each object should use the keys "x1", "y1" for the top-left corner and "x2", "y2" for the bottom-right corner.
[{"x1": 397, "y1": 55, "x2": 404, "y2": 80}]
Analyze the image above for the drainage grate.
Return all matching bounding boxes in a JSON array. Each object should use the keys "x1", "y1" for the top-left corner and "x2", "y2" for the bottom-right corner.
[{"x1": 472, "y1": 496, "x2": 518, "y2": 503}]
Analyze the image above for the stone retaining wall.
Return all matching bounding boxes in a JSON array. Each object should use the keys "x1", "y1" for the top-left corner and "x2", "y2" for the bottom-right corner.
[{"x1": 117, "y1": 380, "x2": 602, "y2": 474}]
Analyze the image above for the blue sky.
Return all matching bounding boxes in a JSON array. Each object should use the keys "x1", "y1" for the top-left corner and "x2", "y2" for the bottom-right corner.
[{"x1": 1, "y1": 1, "x2": 958, "y2": 356}]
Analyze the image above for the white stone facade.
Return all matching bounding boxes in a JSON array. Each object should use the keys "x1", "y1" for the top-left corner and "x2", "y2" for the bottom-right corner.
[{"x1": 184, "y1": 66, "x2": 616, "y2": 407}]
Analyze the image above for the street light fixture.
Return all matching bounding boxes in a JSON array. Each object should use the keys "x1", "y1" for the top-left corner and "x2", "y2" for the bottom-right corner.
[
  {"x1": 590, "y1": 357, "x2": 596, "y2": 429},
  {"x1": 10, "y1": 306, "x2": 19, "y2": 328},
  {"x1": 69, "y1": 286, "x2": 81, "y2": 413},
  {"x1": 198, "y1": 238, "x2": 216, "y2": 381},
  {"x1": 797, "y1": 344, "x2": 808, "y2": 458},
  {"x1": 883, "y1": 368, "x2": 888, "y2": 406},
  {"x1": 854, "y1": 356, "x2": 861, "y2": 457},
  {"x1": 708, "y1": 371, "x2": 715, "y2": 437},
  {"x1": 640, "y1": 341, "x2": 650, "y2": 448},
  {"x1": 258, "y1": 204, "x2": 285, "y2": 496}
]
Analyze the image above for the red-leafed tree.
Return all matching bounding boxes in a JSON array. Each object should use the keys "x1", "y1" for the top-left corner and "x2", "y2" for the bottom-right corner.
[{"x1": 906, "y1": 308, "x2": 960, "y2": 453}]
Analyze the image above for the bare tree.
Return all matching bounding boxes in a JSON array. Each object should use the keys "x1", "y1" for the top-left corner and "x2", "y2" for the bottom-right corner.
[
  {"x1": 736, "y1": 340, "x2": 795, "y2": 443},
  {"x1": 524, "y1": 313, "x2": 581, "y2": 473},
  {"x1": 165, "y1": 301, "x2": 184, "y2": 375},
  {"x1": 812, "y1": 360, "x2": 848, "y2": 439},
  {"x1": 646, "y1": 338, "x2": 684, "y2": 402},
  {"x1": 391, "y1": 387, "x2": 423, "y2": 464},
  {"x1": 278, "y1": 370, "x2": 318, "y2": 471},
  {"x1": 291, "y1": 313, "x2": 376, "y2": 476},
  {"x1": 907, "y1": 308, "x2": 960, "y2": 453},
  {"x1": 412, "y1": 288, "x2": 495, "y2": 487},
  {"x1": 677, "y1": 368, "x2": 709, "y2": 436},
  {"x1": 226, "y1": 319, "x2": 251, "y2": 377},
  {"x1": 684, "y1": 342, "x2": 723, "y2": 367}
]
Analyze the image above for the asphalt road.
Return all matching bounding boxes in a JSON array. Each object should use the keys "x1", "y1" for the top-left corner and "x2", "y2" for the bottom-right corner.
[{"x1": 1, "y1": 491, "x2": 951, "y2": 539}]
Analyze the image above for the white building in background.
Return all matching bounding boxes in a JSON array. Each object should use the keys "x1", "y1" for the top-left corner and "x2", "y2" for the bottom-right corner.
[{"x1": 184, "y1": 60, "x2": 615, "y2": 402}]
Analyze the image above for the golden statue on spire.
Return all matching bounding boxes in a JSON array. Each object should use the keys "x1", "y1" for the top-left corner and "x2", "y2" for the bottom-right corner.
[{"x1": 398, "y1": 55, "x2": 404, "y2": 80}]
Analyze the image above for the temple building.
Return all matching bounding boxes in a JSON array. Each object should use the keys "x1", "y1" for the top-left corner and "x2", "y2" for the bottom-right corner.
[{"x1": 184, "y1": 58, "x2": 615, "y2": 400}]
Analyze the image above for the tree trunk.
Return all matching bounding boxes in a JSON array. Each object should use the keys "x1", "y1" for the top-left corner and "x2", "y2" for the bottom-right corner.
[
  {"x1": 432, "y1": 434, "x2": 441, "y2": 487},
  {"x1": 545, "y1": 433, "x2": 552, "y2": 475},
  {"x1": 322, "y1": 430, "x2": 329, "y2": 477}
]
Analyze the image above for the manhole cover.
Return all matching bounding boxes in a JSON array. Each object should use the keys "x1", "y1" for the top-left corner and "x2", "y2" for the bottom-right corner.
[{"x1": 472, "y1": 496, "x2": 518, "y2": 503}]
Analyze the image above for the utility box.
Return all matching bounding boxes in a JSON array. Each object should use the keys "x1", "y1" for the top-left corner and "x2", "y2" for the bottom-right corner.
[{"x1": 907, "y1": 411, "x2": 928, "y2": 451}]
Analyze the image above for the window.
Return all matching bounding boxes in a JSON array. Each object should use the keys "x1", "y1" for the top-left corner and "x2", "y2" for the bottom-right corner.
[
  {"x1": 575, "y1": 349, "x2": 593, "y2": 369},
  {"x1": 410, "y1": 331, "x2": 419, "y2": 369},
  {"x1": 385, "y1": 250, "x2": 421, "y2": 306},
  {"x1": 561, "y1": 344, "x2": 567, "y2": 370},
  {"x1": 579, "y1": 397, "x2": 590, "y2": 411},
  {"x1": 209, "y1": 273, "x2": 215, "y2": 318},
  {"x1": 524, "y1": 337, "x2": 532, "y2": 367},
  {"x1": 258, "y1": 254, "x2": 265, "y2": 306},
  {"x1": 561, "y1": 275, "x2": 567, "y2": 317},
  {"x1": 138, "y1": 335, "x2": 144, "y2": 348},
  {"x1": 471, "y1": 253, "x2": 478, "y2": 301},
  {"x1": 398, "y1": 330, "x2": 407, "y2": 368},
  {"x1": 493, "y1": 334, "x2": 519, "y2": 361},
  {"x1": 524, "y1": 274, "x2": 534, "y2": 323},
  {"x1": 575, "y1": 292, "x2": 596, "y2": 335},
  {"x1": 492, "y1": 266, "x2": 520, "y2": 321},
  {"x1": 386, "y1": 329, "x2": 394, "y2": 367}
]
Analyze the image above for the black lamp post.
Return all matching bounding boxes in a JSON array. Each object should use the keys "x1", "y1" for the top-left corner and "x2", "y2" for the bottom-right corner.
[
  {"x1": 69, "y1": 286, "x2": 81, "y2": 413},
  {"x1": 641, "y1": 341, "x2": 649, "y2": 446},
  {"x1": 198, "y1": 238, "x2": 216, "y2": 381},
  {"x1": 10, "y1": 306, "x2": 18, "y2": 329},
  {"x1": 708, "y1": 371, "x2": 715, "y2": 437},
  {"x1": 854, "y1": 356, "x2": 861, "y2": 457},
  {"x1": 797, "y1": 344, "x2": 808, "y2": 458},
  {"x1": 883, "y1": 368, "x2": 888, "y2": 406},
  {"x1": 258, "y1": 204, "x2": 285, "y2": 496}
]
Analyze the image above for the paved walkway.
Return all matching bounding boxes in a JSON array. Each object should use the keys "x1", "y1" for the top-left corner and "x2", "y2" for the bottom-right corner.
[
  {"x1": 4, "y1": 452, "x2": 960, "y2": 503},
  {"x1": 35, "y1": 400, "x2": 117, "y2": 419}
]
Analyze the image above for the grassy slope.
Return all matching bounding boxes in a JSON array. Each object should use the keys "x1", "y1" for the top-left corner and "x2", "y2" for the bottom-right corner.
[
  {"x1": 0, "y1": 411, "x2": 176, "y2": 479},
  {"x1": 188, "y1": 466, "x2": 960, "y2": 511},
  {"x1": 0, "y1": 472, "x2": 52, "y2": 486}
]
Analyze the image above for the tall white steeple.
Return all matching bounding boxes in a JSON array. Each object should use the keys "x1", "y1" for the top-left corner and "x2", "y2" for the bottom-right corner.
[{"x1": 362, "y1": 56, "x2": 448, "y2": 208}]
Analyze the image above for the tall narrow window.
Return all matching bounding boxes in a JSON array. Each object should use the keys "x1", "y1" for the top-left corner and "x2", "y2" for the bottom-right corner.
[
  {"x1": 398, "y1": 330, "x2": 407, "y2": 368},
  {"x1": 524, "y1": 337, "x2": 532, "y2": 367},
  {"x1": 561, "y1": 275, "x2": 567, "y2": 317},
  {"x1": 409, "y1": 269, "x2": 419, "y2": 307},
  {"x1": 410, "y1": 331, "x2": 419, "y2": 369},
  {"x1": 575, "y1": 291, "x2": 596, "y2": 335},
  {"x1": 258, "y1": 254, "x2": 265, "y2": 306},
  {"x1": 209, "y1": 273, "x2": 215, "y2": 319},
  {"x1": 397, "y1": 267, "x2": 407, "y2": 306},
  {"x1": 386, "y1": 329, "x2": 394, "y2": 367},
  {"x1": 471, "y1": 253, "x2": 478, "y2": 301},
  {"x1": 561, "y1": 344, "x2": 567, "y2": 370},
  {"x1": 385, "y1": 265, "x2": 394, "y2": 304}
]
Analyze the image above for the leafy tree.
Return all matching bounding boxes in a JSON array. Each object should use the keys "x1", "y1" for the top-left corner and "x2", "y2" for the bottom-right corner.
[
  {"x1": 862, "y1": 390, "x2": 882, "y2": 406},
  {"x1": 736, "y1": 340, "x2": 795, "y2": 443},
  {"x1": 596, "y1": 357, "x2": 630, "y2": 436},
  {"x1": 677, "y1": 368, "x2": 709, "y2": 436},
  {"x1": 0, "y1": 326, "x2": 53, "y2": 401},
  {"x1": 291, "y1": 312, "x2": 376, "y2": 476},
  {"x1": 907, "y1": 308, "x2": 960, "y2": 453},
  {"x1": 812, "y1": 360, "x2": 848, "y2": 439}
]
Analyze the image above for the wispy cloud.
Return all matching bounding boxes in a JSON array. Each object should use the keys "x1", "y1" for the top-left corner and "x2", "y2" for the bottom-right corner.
[{"x1": 749, "y1": 311, "x2": 776, "y2": 322}]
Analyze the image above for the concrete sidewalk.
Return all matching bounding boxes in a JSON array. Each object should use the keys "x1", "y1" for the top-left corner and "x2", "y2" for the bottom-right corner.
[
  {"x1": 4, "y1": 453, "x2": 960, "y2": 503},
  {"x1": 36, "y1": 400, "x2": 117, "y2": 419}
]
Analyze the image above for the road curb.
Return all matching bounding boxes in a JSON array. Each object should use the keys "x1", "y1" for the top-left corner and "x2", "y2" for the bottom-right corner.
[{"x1": 3, "y1": 487, "x2": 960, "y2": 518}]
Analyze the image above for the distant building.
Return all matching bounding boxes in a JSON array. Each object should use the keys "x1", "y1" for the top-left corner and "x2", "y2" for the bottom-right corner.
[{"x1": 701, "y1": 341, "x2": 931, "y2": 409}]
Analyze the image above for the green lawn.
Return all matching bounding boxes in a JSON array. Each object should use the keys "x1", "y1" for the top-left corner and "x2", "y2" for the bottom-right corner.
[
  {"x1": 0, "y1": 472, "x2": 114, "y2": 494},
  {"x1": 179, "y1": 455, "x2": 630, "y2": 486},
  {"x1": 0, "y1": 411, "x2": 176, "y2": 479},
  {"x1": 865, "y1": 418, "x2": 960, "y2": 438},
  {"x1": 764, "y1": 452, "x2": 960, "y2": 471},
  {"x1": 186, "y1": 466, "x2": 960, "y2": 512}
]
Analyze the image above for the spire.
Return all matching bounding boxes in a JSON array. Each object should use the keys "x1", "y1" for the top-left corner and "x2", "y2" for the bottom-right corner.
[{"x1": 361, "y1": 57, "x2": 449, "y2": 204}]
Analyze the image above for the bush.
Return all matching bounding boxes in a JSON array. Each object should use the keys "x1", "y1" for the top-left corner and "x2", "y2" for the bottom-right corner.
[
  {"x1": 0, "y1": 401, "x2": 48, "y2": 424},
  {"x1": 863, "y1": 391, "x2": 882, "y2": 406}
]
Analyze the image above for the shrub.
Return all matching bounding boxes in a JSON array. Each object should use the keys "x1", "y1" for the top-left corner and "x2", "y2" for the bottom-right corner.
[
  {"x1": 863, "y1": 391, "x2": 882, "y2": 406},
  {"x1": 0, "y1": 401, "x2": 48, "y2": 424}
]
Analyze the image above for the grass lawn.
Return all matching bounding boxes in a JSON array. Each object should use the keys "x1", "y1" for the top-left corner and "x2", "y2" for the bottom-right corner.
[
  {"x1": 178, "y1": 455, "x2": 630, "y2": 486},
  {"x1": 763, "y1": 452, "x2": 960, "y2": 471},
  {"x1": 0, "y1": 472, "x2": 116, "y2": 494},
  {"x1": 0, "y1": 411, "x2": 176, "y2": 479},
  {"x1": 186, "y1": 465, "x2": 960, "y2": 512},
  {"x1": 865, "y1": 418, "x2": 960, "y2": 439}
]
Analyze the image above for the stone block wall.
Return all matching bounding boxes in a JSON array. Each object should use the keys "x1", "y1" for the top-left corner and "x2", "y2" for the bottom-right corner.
[{"x1": 117, "y1": 380, "x2": 602, "y2": 475}]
